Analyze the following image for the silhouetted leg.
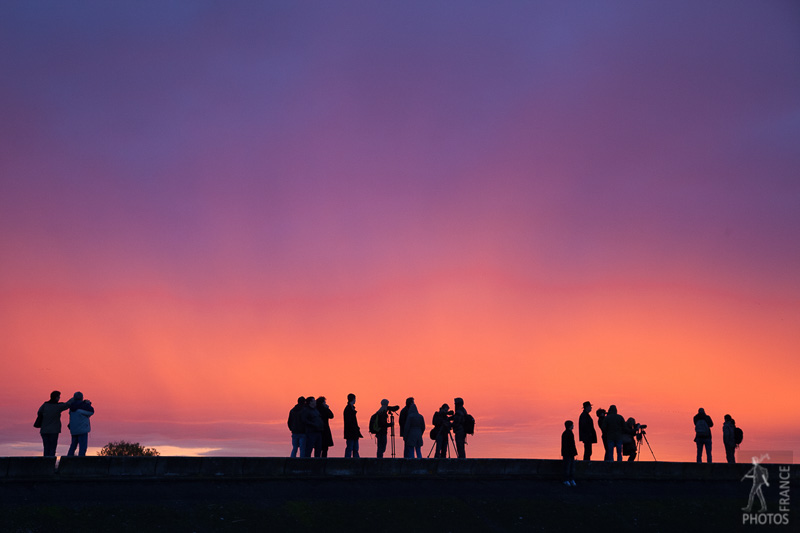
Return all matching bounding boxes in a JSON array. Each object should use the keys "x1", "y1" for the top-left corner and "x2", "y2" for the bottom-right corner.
[
  {"x1": 67, "y1": 435, "x2": 79, "y2": 457},
  {"x1": 77, "y1": 434, "x2": 88, "y2": 456},
  {"x1": 583, "y1": 441, "x2": 592, "y2": 461}
]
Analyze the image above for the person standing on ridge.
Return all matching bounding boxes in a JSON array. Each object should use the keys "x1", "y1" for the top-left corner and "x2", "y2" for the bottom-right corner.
[
  {"x1": 302, "y1": 397, "x2": 324, "y2": 458},
  {"x1": 66, "y1": 392, "x2": 94, "y2": 457},
  {"x1": 693, "y1": 407, "x2": 714, "y2": 463},
  {"x1": 452, "y1": 397, "x2": 469, "y2": 458},
  {"x1": 603, "y1": 404, "x2": 626, "y2": 462},
  {"x1": 722, "y1": 414, "x2": 737, "y2": 464},
  {"x1": 403, "y1": 403, "x2": 425, "y2": 459},
  {"x1": 343, "y1": 393, "x2": 362, "y2": 458},
  {"x1": 36, "y1": 390, "x2": 72, "y2": 457},
  {"x1": 561, "y1": 420, "x2": 578, "y2": 486},
  {"x1": 432, "y1": 404, "x2": 452, "y2": 458},
  {"x1": 578, "y1": 400, "x2": 597, "y2": 461},
  {"x1": 317, "y1": 396, "x2": 334, "y2": 457},
  {"x1": 288, "y1": 396, "x2": 306, "y2": 458}
]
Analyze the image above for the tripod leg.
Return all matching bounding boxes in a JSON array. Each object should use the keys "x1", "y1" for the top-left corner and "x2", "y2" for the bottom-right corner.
[{"x1": 643, "y1": 434, "x2": 657, "y2": 461}]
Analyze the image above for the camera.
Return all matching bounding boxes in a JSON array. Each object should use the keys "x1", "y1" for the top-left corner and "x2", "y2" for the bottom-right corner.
[{"x1": 387, "y1": 405, "x2": 400, "y2": 412}]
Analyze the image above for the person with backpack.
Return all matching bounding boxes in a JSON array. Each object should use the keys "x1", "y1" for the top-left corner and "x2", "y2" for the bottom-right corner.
[
  {"x1": 693, "y1": 407, "x2": 714, "y2": 463},
  {"x1": 723, "y1": 414, "x2": 737, "y2": 464},
  {"x1": 371, "y1": 399, "x2": 390, "y2": 458},
  {"x1": 431, "y1": 404, "x2": 452, "y2": 458},
  {"x1": 452, "y1": 397, "x2": 471, "y2": 458}
]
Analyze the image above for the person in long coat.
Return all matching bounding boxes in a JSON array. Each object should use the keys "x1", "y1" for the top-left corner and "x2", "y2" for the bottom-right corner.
[
  {"x1": 403, "y1": 404, "x2": 425, "y2": 458},
  {"x1": 343, "y1": 393, "x2": 363, "y2": 458},
  {"x1": 317, "y1": 396, "x2": 334, "y2": 457}
]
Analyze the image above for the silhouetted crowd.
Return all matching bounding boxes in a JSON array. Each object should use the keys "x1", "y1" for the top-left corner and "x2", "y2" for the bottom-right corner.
[
  {"x1": 288, "y1": 394, "x2": 474, "y2": 459},
  {"x1": 559, "y1": 401, "x2": 743, "y2": 486}
]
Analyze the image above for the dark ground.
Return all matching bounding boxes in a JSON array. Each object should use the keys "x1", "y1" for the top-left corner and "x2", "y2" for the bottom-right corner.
[{"x1": 0, "y1": 477, "x2": 795, "y2": 533}]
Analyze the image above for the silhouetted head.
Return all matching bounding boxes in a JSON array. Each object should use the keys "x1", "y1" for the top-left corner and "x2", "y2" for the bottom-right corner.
[
  {"x1": 440, "y1": 403, "x2": 449, "y2": 411},
  {"x1": 306, "y1": 396, "x2": 315, "y2": 406},
  {"x1": 347, "y1": 393, "x2": 356, "y2": 403},
  {"x1": 454, "y1": 397, "x2": 464, "y2": 407},
  {"x1": 50, "y1": 391, "x2": 61, "y2": 402},
  {"x1": 583, "y1": 401, "x2": 592, "y2": 411},
  {"x1": 317, "y1": 396, "x2": 327, "y2": 406},
  {"x1": 724, "y1": 414, "x2": 732, "y2": 422},
  {"x1": 405, "y1": 397, "x2": 414, "y2": 407},
  {"x1": 595, "y1": 408, "x2": 606, "y2": 418},
  {"x1": 565, "y1": 420, "x2": 573, "y2": 429},
  {"x1": 381, "y1": 399, "x2": 389, "y2": 407},
  {"x1": 72, "y1": 392, "x2": 83, "y2": 402},
  {"x1": 297, "y1": 396, "x2": 305, "y2": 405},
  {"x1": 626, "y1": 417, "x2": 636, "y2": 426},
  {"x1": 698, "y1": 408, "x2": 706, "y2": 415},
  {"x1": 608, "y1": 405, "x2": 618, "y2": 415}
]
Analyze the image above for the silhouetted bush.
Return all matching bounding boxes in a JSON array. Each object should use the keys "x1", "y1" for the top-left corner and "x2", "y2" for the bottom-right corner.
[{"x1": 97, "y1": 440, "x2": 160, "y2": 457}]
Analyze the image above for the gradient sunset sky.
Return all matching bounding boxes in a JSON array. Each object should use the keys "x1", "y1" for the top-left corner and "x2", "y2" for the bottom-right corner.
[{"x1": 1, "y1": 2, "x2": 798, "y2": 462}]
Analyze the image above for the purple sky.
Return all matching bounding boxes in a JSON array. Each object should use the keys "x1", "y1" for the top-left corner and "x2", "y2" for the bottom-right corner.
[{"x1": 1, "y1": 2, "x2": 799, "y2": 460}]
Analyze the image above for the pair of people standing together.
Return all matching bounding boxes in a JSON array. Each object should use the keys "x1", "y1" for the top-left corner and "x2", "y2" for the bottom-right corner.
[{"x1": 36, "y1": 391, "x2": 94, "y2": 457}]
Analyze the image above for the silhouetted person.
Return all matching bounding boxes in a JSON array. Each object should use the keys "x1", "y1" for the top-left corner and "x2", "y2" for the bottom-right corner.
[
  {"x1": 288, "y1": 396, "x2": 306, "y2": 458},
  {"x1": 561, "y1": 420, "x2": 578, "y2": 486},
  {"x1": 596, "y1": 408, "x2": 608, "y2": 455},
  {"x1": 452, "y1": 397, "x2": 469, "y2": 458},
  {"x1": 693, "y1": 407, "x2": 713, "y2": 463},
  {"x1": 375, "y1": 399, "x2": 390, "y2": 458},
  {"x1": 398, "y1": 397, "x2": 414, "y2": 441},
  {"x1": 317, "y1": 396, "x2": 334, "y2": 457},
  {"x1": 603, "y1": 405, "x2": 625, "y2": 462},
  {"x1": 302, "y1": 397, "x2": 324, "y2": 457},
  {"x1": 403, "y1": 404, "x2": 425, "y2": 458},
  {"x1": 578, "y1": 401, "x2": 597, "y2": 461},
  {"x1": 723, "y1": 414, "x2": 736, "y2": 464},
  {"x1": 66, "y1": 392, "x2": 94, "y2": 457},
  {"x1": 432, "y1": 403, "x2": 452, "y2": 458},
  {"x1": 623, "y1": 417, "x2": 637, "y2": 462},
  {"x1": 37, "y1": 390, "x2": 72, "y2": 457},
  {"x1": 343, "y1": 393, "x2": 363, "y2": 457},
  {"x1": 742, "y1": 456, "x2": 769, "y2": 512}
]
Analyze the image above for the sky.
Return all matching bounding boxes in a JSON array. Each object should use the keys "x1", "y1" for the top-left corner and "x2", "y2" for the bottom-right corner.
[{"x1": 1, "y1": 1, "x2": 798, "y2": 462}]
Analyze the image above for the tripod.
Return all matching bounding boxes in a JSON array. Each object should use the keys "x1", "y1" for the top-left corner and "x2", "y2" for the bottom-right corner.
[
  {"x1": 635, "y1": 429, "x2": 657, "y2": 461},
  {"x1": 388, "y1": 410, "x2": 397, "y2": 458},
  {"x1": 427, "y1": 429, "x2": 457, "y2": 458}
]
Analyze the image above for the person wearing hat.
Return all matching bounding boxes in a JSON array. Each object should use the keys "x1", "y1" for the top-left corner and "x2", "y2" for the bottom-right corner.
[{"x1": 579, "y1": 400, "x2": 597, "y2": 461}]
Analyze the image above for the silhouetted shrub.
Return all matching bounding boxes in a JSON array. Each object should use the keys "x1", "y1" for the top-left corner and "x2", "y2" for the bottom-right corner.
[{"x1": 97, "y1": 440, "x2": 160, "y2": 457}]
